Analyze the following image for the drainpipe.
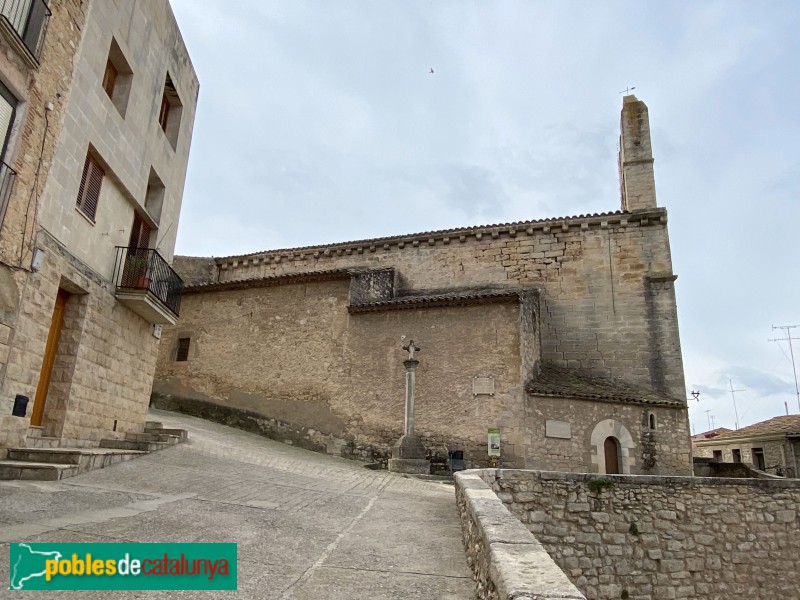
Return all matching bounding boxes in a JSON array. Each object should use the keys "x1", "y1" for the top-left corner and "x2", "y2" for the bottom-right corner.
[{"x1": 790, "y1": 440, "x2": 798, "y2": 479}]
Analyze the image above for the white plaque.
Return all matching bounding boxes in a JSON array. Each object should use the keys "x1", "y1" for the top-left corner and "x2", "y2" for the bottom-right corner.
[
  {"x1": 473, "y1": 376, "x2": 495, "y2": 396},
  {"x1": 545, "y1": 420, "x2": 572, "y2": 439}
]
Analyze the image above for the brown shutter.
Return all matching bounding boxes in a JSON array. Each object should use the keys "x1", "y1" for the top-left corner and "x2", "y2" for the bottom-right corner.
[
  {"x1": 159, "y1": 95, "x2": 169, "y2": 132},
  {"x1": 102, "y1": 60, "x2": 117, "y2": 98},
  {"x1": 76, "y1": 154, "x2": 104, "y2": 221},
  {"x1": 129, "y1": 212, "x2": 152, "y2": 249}
]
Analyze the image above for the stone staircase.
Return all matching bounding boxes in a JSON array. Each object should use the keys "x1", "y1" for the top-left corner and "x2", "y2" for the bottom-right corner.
[{"x1": 0, "y1": 421, "x2": 187, "y2": 481}]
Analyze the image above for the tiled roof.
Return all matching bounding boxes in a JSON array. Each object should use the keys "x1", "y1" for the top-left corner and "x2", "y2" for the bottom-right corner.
[
  {"x1": 214, "y1": 208, "x2": 666, "y2": 262},
  {"x1": 709, "y1": 415, "x2": 800, "y2": 441},
  {"x1": 183, "y1": 269, "x2": 352, "y2": 294},
  {"x1": 348, "y1": 289, "x2": 521, "y2": 313},
  {"x1": 525, "y1": 363, "x2": 684, "y2": 407},
  {"x1": 691, "y1": 427, "x2": 733, "y2": 441}
]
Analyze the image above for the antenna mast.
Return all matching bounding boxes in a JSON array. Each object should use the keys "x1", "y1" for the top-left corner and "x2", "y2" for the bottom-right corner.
[
  {"x1": 729, "y1": 379, "x2": 744, "y2": 430},
  {"x1": 770, "y1": 324, "x2": 800, "y2": 413}
]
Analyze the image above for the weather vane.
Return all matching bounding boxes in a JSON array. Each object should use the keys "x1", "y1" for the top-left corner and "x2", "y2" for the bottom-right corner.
[{"x1": 619, "y1": 86, "x2": 636, "y2": 95}]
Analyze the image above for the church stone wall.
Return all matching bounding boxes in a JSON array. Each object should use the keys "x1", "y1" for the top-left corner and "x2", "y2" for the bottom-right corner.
[
  {"x1": 153, "y1": 279, "x2": 526, "y2": 467},
  {"x1": 481, "y1": 469, "x2": 800, "y2": 600},
  {"x1": 203, "y1": 210, "x2": 685, "y2": 401},
  {"x1": 527, "y1": 397, "x2": 692, "y2": 475}
]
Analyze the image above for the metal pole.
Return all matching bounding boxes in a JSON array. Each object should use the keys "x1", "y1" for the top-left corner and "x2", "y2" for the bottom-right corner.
[
  {"x1": 771, "y1": 325, "x2": 800, "y2": 414},
  {"x1": 787, "y1": 333, "x2": 800, "y2": 413},
  {"x1": 729, "y1": 379, "x2": 744, "y2": 430}
]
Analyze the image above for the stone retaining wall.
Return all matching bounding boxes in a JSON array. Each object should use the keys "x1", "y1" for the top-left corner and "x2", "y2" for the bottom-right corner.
[
  {"x1": 476, "y1": 469, "x2": 800, "y2": 600},
  {"x1": 454, "y1": 471, "x2": 586, "y2": 599}
]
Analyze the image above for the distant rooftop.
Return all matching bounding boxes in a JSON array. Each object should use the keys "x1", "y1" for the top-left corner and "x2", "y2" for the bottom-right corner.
[{"x1": 703, "y1": 415, "x2": 800, "y2": 441}]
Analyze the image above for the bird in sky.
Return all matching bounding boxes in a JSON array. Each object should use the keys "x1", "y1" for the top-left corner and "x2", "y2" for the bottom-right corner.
[{"x1": 429, "y1": 67, "x2": 434, "y2": 74}]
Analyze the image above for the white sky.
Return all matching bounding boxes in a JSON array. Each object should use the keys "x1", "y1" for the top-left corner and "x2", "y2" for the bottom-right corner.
[{"x1": 169, "y1": 0, "x2": 800, "y2": 433}]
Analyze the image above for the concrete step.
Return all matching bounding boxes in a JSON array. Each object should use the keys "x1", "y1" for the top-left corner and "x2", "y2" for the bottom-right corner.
[
  {"x1": 145, "y1": 421, "x2": 163, "y2": 430},
  {"x1": 6, "y1": 448, "x2": 145, "y2": 475},
  {"x1": 29, "y1": 436, "x2": 60, "y2": 449},
  {"x1": 145, "y1": 427, "x2": 188, "y2": 442},
  {"x1": 126, "y1": 432, "x2": 180, "y2": 444},
  {"x1": 27, "y1": 425, "x2": 45, "y2": 439},
  {"x1": 0, "y1": 460, "x2": 79, "y2": 481},
  {"x1": 99, "y1": 439, "x2": 171, "y2": 452}
]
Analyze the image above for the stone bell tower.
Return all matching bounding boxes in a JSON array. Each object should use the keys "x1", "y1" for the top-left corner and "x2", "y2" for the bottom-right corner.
[{"x1": 618, "y1": 95, "x2": 657, "y2": 211}]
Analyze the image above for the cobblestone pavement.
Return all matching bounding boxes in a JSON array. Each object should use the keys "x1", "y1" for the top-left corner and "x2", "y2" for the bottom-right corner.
[{"x1": 0, "y1": 409, "x2": 476, "y2": 598}]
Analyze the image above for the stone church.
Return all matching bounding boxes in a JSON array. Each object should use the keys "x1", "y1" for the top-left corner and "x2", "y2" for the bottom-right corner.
[{"x1": 153, "y1": 95, "x2": 692, "y2": 475}]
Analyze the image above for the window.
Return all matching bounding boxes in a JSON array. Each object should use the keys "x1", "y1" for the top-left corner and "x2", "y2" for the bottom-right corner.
[
  {"x1": 76, "y1": 153, "x2": 104, "y2": 221},
  {"x1": 0, "y1": 80, "x2": 17, "y2": 228},
  {"x1": 129, "y1": 212, "x2": 152, "y2": 249},
  {"x1": 712, "y1": 450, "x2": 722, "y2": 462},
  {"x1": 158, "y1": 74, "x2": 182, "y2": 150},
  {"x1": 0, "y1": 0, "x2": 52, "y2": 64},
  {"x1": 752, "y1": 448, "x2": 766, "y2": 471},
  {"x1": 158, "y1": 94, "x2": 170, "y2": 132},
  {"x1": 144, "y1": 168, "x2": 165, "y2": 223},
  {"x1": 648, "y1": 413, "x2": 656, "y2": 430},
  {"x1": 176, "y1": 337, "x2": 190, "y2": 362},
  {"x1": 102, "y1": 59, "x2": 117, "y2": 98},
  {"x1": 103, "y1": 38, "x2": 133, "y2": 117},
  {"x1": 732, "y1": 449, "x2": 742, "y2": 463}
]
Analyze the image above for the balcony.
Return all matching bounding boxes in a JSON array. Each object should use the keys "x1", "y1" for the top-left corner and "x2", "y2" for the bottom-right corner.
[
  {"x1": 0, "y1": 159, "x2": 17, "y2": 227},
  {"x1": 112, "y1": 247, "x2": 183, "y2": 325},
  {"x1": 0, "y1": 0, "x2": 51, "y2": 68}
]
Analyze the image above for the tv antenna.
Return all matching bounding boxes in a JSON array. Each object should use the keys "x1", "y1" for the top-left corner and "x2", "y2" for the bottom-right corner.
[
  {"x1": 769, "y1": 324, "x2": 800, "y2": 414},
  {"x1": 704, "y1": 410, "x2": 713, "y2": 431},
  {"x1": 729, "y1": 379, "x2": 744, "y2": 430}
]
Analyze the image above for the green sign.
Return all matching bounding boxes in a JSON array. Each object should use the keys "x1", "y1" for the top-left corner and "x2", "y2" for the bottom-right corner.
[
  {"x1": 488, "y1": 427, "x2": 500, "y2": 456},
  {"x1": 9, "y1": 543, "x2": 237, "y2": 591}
]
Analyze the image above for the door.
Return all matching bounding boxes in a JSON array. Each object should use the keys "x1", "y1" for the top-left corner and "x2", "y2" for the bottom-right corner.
[
  {"x1": 604, "y1": 436, "x2": 620, "y2": 474},
  {"x1": 30, "y1": 289, "x2": 69, "y2": 426}
]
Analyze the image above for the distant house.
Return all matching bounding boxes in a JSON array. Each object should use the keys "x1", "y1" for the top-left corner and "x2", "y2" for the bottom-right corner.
[
  {"x1": 693, "y1": 416, "x2": 800, "y2": 477},
  {"x1": 691, "y1": 427, "x2": 733, "y2": 442}
]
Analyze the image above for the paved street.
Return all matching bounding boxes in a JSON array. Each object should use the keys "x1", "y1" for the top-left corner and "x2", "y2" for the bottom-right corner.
[{"x1": 0, "y1": 409, "x2": 476, "y2": 598}]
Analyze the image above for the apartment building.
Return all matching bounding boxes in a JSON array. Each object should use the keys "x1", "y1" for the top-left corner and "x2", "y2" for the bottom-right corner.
[{"x1": 0, "y1": 0, "x2": 198, "y2": 450}]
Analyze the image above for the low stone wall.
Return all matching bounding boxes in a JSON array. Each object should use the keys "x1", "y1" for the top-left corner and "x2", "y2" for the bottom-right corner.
[
  {"x1": 479, "y1": 469, "x2": 800, "y2": 600},
  {"x1": 454, "y1": 471, "x2": 586, "y2": 599},
  {"x1": 151, "y1": 392, "x2": 472, "y2": 472}
]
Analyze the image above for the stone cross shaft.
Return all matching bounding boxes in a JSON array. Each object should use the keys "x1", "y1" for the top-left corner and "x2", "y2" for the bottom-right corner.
[
  {"x1": 403, "y1": 359, "x2": 419, "y2": 436},
  {"x1": 402, "y1": 340, "x2": 421, "y2": 437}
]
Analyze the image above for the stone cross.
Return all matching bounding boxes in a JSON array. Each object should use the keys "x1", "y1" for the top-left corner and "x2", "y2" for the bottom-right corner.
[{"x1": 402, "y1": 340, "x2": 421, "y2": 361}]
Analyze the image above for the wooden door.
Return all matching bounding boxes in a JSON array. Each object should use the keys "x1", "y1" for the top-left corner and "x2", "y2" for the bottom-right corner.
[
  {"x1": 604, "y1": 436, "x2": 620, "y2": 474},
  {"x1": 30, "y1": 289, "x2": 69, "y2": 426}
]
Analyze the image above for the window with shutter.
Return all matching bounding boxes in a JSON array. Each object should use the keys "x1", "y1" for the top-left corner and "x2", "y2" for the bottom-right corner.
[
  {"x1": 76, "y1": 154, "x2": 104, "y2": 221},
  {"x1": 0, "y1": 81, "x2": 16, "y2": 161},
  {"x1": 102, "y1": 59, "x2": 117, "y2": 99},
  {"x1": 129, "y1": 211, "x2": 152, "y2": 249},
  {"x1": 158, "y1": 94, "x2": 170, "y2": 132}
]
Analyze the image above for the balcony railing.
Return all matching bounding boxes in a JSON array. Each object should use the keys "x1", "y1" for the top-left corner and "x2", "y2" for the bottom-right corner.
[
  {"x1": 0, "y1": 0, "x2": 51, "y2": 64},
  {"x1": 113, "y1": 246, "x2": 183, "y2": 319},
  {"x1": 0, "y1": 159, "x2": 17, "y2": 228}
]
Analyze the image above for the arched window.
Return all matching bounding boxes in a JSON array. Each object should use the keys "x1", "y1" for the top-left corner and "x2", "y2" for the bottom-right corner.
[{"x1": 649, "y1": 413, "x2": 657, "y2": 430}]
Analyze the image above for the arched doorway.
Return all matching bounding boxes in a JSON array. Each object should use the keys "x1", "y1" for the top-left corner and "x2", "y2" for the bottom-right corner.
[
  {"x1": 604, "y1": 436, "x2": 621, "y2": 474},
  {"x1": 590, "y1": 419, "x2": 635, "y2": 474}
]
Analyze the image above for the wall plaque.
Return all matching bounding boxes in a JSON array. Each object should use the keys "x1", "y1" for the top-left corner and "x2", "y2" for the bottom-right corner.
[
  {"x1": 473, "y1": 376, "x2": 495, "y2": 396},
  {"x1": 545, "y1": 420, "x2": 572, "y2": 439}
]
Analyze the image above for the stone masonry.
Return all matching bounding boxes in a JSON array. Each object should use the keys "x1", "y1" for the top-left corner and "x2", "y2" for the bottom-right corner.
[
  {"x1": 0, "y1": 0, "x2": 89, "y2": 449},
  {"x1": 478, "y1": 469, "x2": 800, "y2": 600}
]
